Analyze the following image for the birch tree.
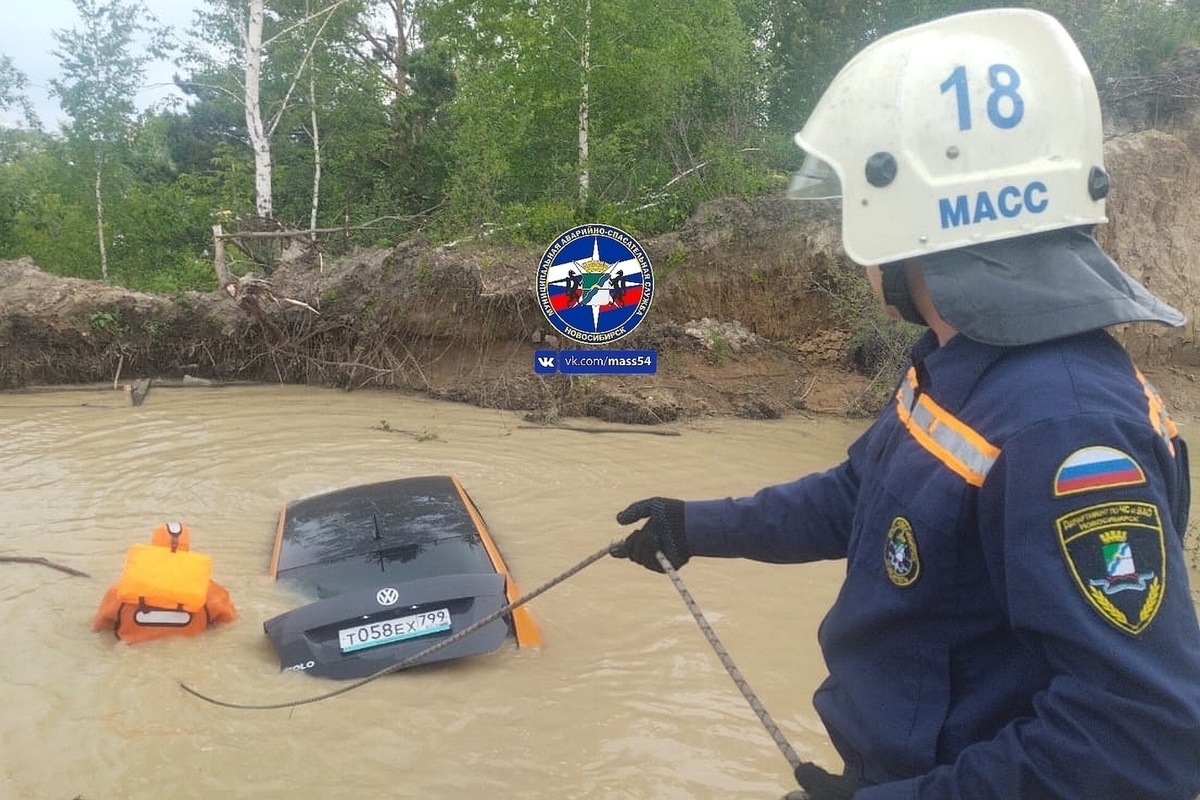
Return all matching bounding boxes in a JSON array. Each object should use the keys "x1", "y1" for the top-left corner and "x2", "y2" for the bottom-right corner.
[
  {"x1": 271, "y1": 0, "x2": 376, "y2": 235},
  {"x1": 179, "y1": 0, "x2": 454, "y2": 239},
  {"x1": 236, "y1": 0, "x2": 340, "y2": 222},
  {"x1": 50, "y1": 0, "x2": 169, "y2": 281},
  {"x1": 425, "y1": 0, "x2": 756, "y2": 224},
  {"x1": 191, "y1": 0, "x2": 357, "y2": 224},
  {"x1": 298, "y1": 0, "x2": 442, "y2": 224},
  {"x1": 243, "y1": 0, "x2": 272, "y2": 220},
  {"x1": 576, "y1": 0, "x2": 591, "y2": 208}
]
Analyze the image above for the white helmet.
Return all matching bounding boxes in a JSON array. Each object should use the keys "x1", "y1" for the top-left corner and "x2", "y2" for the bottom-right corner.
[{"x1": 792, "y1": 9, "x2": 1109, "y2": 266}]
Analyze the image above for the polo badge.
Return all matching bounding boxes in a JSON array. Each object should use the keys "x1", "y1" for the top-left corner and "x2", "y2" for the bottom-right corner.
[
  {"x1": 1056, "y1": 501, "x2": 1166, "y2": 635},
  {"x1": 884, "y1": 517, "x2": 920, "y2": 587},
  {"x1": 1053, "y1": 446, "x2": 1146, "y2": 497}
]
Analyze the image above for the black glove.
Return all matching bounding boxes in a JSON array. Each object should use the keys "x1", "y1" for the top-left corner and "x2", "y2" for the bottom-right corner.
[
  {"x1": 793, "y1": 762, "x2": 860, "y2": 800},
  {"x1": 615, "y1": 497, "x2": 690, "y2": 572}
]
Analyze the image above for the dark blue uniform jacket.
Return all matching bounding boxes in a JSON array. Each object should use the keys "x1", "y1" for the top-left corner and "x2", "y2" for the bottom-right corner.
[{"x1": 686, "y1": 329, "x2": 1200, "y2": 800}]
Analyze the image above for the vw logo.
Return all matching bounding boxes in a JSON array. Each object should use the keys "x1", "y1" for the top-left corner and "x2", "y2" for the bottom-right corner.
[{"x1": 375, "y1": 587, "x2": 399, "y2": 606}]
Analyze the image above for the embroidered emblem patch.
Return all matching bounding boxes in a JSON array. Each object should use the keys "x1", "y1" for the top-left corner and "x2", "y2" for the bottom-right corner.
[
  {"x1": 1053, "y1": 446, "x2": 1146, "y2": 497},
  {"x1": 884, "y1": 517, "x2": 920, "y2": 587},
  {"x1": 1055, "y1": 501, "x2": 1166, "y2": 635}
]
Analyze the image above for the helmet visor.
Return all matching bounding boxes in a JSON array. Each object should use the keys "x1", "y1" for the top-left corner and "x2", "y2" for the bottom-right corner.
[{"x1": 788, "y1": 154, "x2": 841, "y2": 200}]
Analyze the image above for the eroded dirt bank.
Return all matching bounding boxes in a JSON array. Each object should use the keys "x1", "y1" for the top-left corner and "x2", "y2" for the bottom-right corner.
[
  {"x1": 3, "y1": 102, "x2": 1200, "y2": 425},
  {"x1": 0, "y1": 195, "x2": 875, "y2": 422}
]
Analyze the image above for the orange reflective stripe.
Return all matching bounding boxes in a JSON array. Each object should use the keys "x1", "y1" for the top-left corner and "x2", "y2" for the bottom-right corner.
[
  {"x1": 894, "y1": 367, "x2": 1175, "y2": 487},
  {"x1": 1136, "y1": 369, "x2": 1177, "y2": 456},
  {"x1": 268, "y1": 504, "x2": 286, "y2": 578},
  {"x1": 450, "y1": 475, "x2": 543, "y2": 649},
  {"x1": 895, "y1": 368, "x2": 1000, "y2": 487}
]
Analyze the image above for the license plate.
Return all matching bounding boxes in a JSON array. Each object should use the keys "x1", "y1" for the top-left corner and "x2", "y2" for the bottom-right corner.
[{"x1": 338, "y1": 607, "x2": 452, "y2": 653}]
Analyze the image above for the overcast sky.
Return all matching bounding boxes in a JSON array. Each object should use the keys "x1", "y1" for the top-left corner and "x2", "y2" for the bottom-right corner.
[{"x1": 1, "y1": 0, "x2": 206, "y2": 129}]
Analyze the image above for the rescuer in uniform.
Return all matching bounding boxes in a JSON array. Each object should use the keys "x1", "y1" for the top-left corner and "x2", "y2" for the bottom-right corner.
[
  {"x1": 615, "y1": 9, "x2": 1200, "y2": 800},
  {"x1": 94, "y1": 521, "x2": 237, "y2": 644}
]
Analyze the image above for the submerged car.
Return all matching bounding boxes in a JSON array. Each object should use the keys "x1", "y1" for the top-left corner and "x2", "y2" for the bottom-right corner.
[{"x1": 263, "y1": 475, "x2": 541, "y2": 679}]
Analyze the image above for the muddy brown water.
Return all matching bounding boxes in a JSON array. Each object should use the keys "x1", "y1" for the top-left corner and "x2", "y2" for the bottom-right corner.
[{"x1": 1, "y1": 386, "x2": 1197, "y2": 800}]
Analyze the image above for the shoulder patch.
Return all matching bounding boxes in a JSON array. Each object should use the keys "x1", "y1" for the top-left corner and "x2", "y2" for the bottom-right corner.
[
  {"x1": 1053, "y1": 446, "x2": 1146, "y2": 497},
  {"x1": 1055, "y1": 501, "x2": 1166, "y2": 635}
]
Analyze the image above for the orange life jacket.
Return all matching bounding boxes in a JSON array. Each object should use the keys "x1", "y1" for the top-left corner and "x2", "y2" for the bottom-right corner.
[{"x1": 93, "y1": 523, "x2": 237, "y2": 644}]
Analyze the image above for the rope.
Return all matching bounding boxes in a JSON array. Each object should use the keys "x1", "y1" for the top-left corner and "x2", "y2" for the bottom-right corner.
[
  {"x1": 179, "y1": 542, "x2": 620, "y2": 710},
  {"x1": 654, "y1": 550, "x2": 804, "y2": 773}
]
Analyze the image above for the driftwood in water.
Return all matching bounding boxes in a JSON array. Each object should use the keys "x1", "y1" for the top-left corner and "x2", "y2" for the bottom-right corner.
[
  {"x1": 130, "y1": 378, "x2": 152, "y2": 407},
  {"x1": 0, "y1": 378, "x2": 268, "y2": 395},
  {"x1": 0, "y1": 556, "x2": 90, "y2": 578},
  {"x1": 517, "y1": 424, "x2": 681, "y2": 436}
]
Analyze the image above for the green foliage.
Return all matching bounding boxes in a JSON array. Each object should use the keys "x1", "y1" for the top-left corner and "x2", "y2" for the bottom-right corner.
[
  {"x1": 709, "y1": 331, "x2": 729, "y2": 365},
  {"x1": 0, "y1": 120, "x2": 216, "y2": 290},
  {"x1": 51, "y1": 0, "x2": 169, "y2": 144},
  {"x1": 0, "y1": 0, "x2": 1195, "y2": 295},
  {"x1": 88, "y1": 309, "x2": 126, "y2": 338},
  {"x1": 102, "y1": 176, "x2": 215, "y2": 289},
  {"x1": 746, "y1": 0, "x2": 1200, "y2": 136},
  {"x1": 135, "y1": 255, "x2": 217, "y2": 293},
  {"x1": 46, "y1": 0, "x2": 175, "y2": 282},
  {"x1": 2, "y1": 182, "x2": 98, "y2": 277},
  {"x1": 662, "y1": 245, "x2": 688, "y2": 277},
  {"x1": 1024, "y1": 0, "x2": 1197, "y2": 80},
  {"x1": 0, "y1": 55, "x2": 39, "y2": 129},
  {"x1": 427, "y1": 0, "x2": 767, "y2": 231},
  {"x1": 499, "y1": 200, "x2": 580, "y2": 245}
]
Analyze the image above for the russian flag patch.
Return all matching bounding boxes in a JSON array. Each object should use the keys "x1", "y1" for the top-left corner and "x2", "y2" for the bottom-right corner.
[{"x1": 1053, "y1": 446, "x2": 1146, "y2": 497}]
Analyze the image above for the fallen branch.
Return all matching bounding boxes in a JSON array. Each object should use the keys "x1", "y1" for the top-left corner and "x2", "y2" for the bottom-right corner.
[
  {"x1": 212, "y1": 208, "x2": 442, "y2": 241},
  {"x1": 130, "y1": 377, "x2": 152, "y2": 407},
  {"x1": 0, "y1": 556, "x2": 91, "y2": 578},
  {"x1": 0, "y1": 379, "x2": 269, "y2": 395},
  {"x1": 517, "y1": 424, "x2": 681, "y2": 436}
]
